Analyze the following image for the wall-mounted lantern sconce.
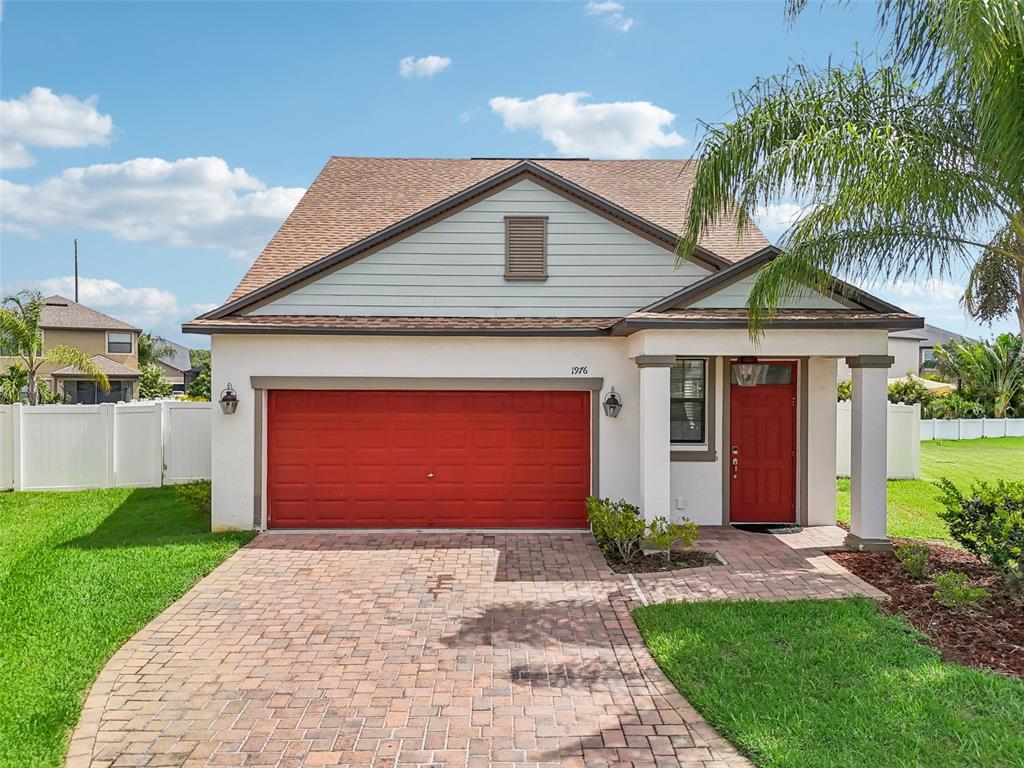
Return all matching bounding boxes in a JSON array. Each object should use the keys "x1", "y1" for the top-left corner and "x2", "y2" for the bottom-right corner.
[
  {"x1": 219, "y1": 383, "x2": 239, "y2": 414},
  {"x1": 602, "y1": 387, "x2": 623, "y2": 417},
  {"x1": 732, "y1": 356, "x2": 766, "y2": 387}
]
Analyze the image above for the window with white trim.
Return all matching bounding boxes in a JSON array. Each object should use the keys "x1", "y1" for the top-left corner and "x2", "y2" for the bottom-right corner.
[
  {"x1": 670, "y1": 359, "x2": 706, "y2": 444},
  {"x1": 107, "y1": 331, "x2": 132, "y2": 354}
]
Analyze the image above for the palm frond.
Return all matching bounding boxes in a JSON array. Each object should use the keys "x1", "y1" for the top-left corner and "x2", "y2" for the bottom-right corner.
[
  {"x1": 678, "y1": 62, "x2": 1023, "y2": 336},
  {"x1": 43, "y1": 346, "x2": 110, "y2": 392}
]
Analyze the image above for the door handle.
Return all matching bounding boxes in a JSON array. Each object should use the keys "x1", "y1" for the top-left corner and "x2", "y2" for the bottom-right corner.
[{"x1": 731, "y1": 457, "x2": 739, "y2": 479}]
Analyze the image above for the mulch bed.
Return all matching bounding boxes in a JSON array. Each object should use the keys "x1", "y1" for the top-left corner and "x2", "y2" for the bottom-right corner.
[
  {"x1": 830, "y1": 541, "x2": 1024, "y2": 677},
  {"x1": 604, "y1": 549, "x2": 720, "y2": 574}
]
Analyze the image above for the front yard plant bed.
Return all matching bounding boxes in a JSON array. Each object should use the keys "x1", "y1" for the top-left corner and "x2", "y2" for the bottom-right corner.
[
  {"x1": 603, "y1": 549, "x2": 720, "y2": 573},
  {"x1": 830, "y1": 541, "x2": 1024, "y2": 677},
  {"x1": 634, "y1": 598, "x2": 1024, "y2": 768},
  {"x1": 0, "y1": 485, "x2": 252, "y2": 768}
]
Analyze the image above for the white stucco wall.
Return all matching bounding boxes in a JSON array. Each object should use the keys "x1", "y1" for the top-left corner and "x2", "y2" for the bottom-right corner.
[
  {"x1": 837, "y1": 336, "x2": 920, "y2": 380},
  {"x1": 806, "y1": 357, "x2": 838, "y2": 525},
  {"x1": 208, "y1": 328, "x2": 888, "y2": 531}
]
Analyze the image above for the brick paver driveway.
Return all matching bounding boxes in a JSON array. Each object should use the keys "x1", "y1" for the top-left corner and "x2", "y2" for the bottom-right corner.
[{"x1": 69, "y1": 529, "x2": 879, "y2": 768}]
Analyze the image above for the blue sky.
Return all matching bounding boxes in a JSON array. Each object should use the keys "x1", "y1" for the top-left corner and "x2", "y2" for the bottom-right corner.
[{"x1": 1, "y1": 1, "x2": 1013, "y2": 346}]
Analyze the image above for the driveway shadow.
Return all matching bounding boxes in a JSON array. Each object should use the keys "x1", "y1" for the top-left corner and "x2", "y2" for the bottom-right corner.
[{"x1": 438, "y1": 596, "x2": 629, "y2": 648}]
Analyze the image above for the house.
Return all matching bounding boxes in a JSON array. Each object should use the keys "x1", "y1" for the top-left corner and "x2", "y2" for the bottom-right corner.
[
  {"x1": 913, "y1": 324, "x2": 976, "y2": 372},
  {"x1": 184, "y1": 157, "x2": 922, "y2": 549},
  {"x1": 836, "y1": 323, "x2": 975, "y2": 380},
  {"x1": 1, "y1": 295, "x2": 141, "y2": 403},
  {"x1": 155, "y1": 338, "x2": 192, "y2": 392}
]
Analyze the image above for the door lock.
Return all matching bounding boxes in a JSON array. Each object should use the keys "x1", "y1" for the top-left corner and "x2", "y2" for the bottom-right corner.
[{"x1": 427, "y1": 472, "x2": 435, "y2": 478}]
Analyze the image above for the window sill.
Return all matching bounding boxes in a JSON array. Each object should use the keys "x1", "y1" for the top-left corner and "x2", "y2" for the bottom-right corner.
[{"x1": 670, "y1": 447, "x2": 717, "y2": 462}]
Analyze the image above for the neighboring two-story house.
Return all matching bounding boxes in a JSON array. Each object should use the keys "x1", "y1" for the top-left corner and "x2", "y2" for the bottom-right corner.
[
  {"x1": 185, "y1": 157, "x2": 922, "y2": 549},
  {"x1": 23, "y1": 295, "x2": 141, "y2": 403}
]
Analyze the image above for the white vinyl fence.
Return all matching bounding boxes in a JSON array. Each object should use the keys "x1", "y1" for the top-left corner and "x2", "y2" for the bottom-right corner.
[
  {"x1": 920, "y1": 418, "x2": 1024, "y2": 441},
  {"x1": 837, "y1": 401, "x2": 921, "y2": 480},
  {"x1": 0, "y1": 401, "x2": 211, "y2": 491}
]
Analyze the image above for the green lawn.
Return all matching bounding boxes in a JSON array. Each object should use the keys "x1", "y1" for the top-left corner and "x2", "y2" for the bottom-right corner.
[
  {"x1": 837, "y1": 436, "x2": 1024, "y2": 541},
  {"x1": 635, "y1": 599, "x2": 1024, "y2": 768},
  {"x1": 0, "y1": 486, "x2": 252, "y2": 768}
]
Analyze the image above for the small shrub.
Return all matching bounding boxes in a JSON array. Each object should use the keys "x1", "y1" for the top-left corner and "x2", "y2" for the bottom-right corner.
[
  {"x1": 932, "y1": 571, "x2": 989, "y2": 613},
  {"x1": 138, "y1": 362, "x2": 172, "y2": 399},
  {"x1": 887, "y1": 378, "x2": 934, "y2": 408},
  {"x1": 646, "y1": 516, "x2": 700, "y2": 563},
  {"x1": 837, "y1": 380, "x2": 851, "y2": 402},
  {"x1": 937, "y1": 478, "x2": 1024, "y2": 600},
  {"x1": 175, "y1": 480, "x2": 211, "y2": 517},
  {"x1": 187, "y1": 366, "x2": 211, "y2": 401},
  {"x1": 924, "y1": 393, "x2": 986, "y2": 420},
  {"x1": 894, "y1": 543, "x2": 931, "y2": 580},
  {"x1": 586, "y1": 496, "x2": 647, "y2": 563}
]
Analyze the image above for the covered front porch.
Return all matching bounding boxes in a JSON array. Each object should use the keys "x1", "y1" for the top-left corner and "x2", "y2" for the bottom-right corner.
[{"x1": 625, "y1": 327, "x2": 895, "y2": 550}]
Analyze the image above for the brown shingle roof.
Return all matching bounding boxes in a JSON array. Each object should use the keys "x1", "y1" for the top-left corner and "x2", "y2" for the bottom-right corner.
[
  {"x1": 52, "y1": 354, "x2": 141, "y2": 377},
  {"x1": 40, "y1": 296, "x2": 139, "y2": 332},
  {"x1": 227, "y1": 157, "x2": 770, "y2": 302},
  {"x1": 184, "y1": 315, "x2": 619, "y2": 335}
]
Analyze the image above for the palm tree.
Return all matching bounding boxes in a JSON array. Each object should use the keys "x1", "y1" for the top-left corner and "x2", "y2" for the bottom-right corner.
[
  {"x1": 678, "y1": 0, "x2": 1024, "y2": 333},
  {"x1": 0, "y1": 364, "x2": 28, "y2": 404},
  {"x1": 963, "y1": 224, "x2": 1024, "y2": 334},
  {"x1": 137, "y1": 332, "x2": 174, "y2": 367},
  {"x1": 0, "y1": 290, "x2": 109, "y2": 405},
  {"x1": 935, "y1": 334, "x2": 1024, "y2": 418}
]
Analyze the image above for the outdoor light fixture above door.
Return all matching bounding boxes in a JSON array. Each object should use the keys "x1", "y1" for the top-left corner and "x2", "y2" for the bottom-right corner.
[
  {"x1": 602, "y1": 387, "x2": 623, "y2": 417},
  {"x1": 732, "y1": 357, "x2": 766, "y2": 387}
]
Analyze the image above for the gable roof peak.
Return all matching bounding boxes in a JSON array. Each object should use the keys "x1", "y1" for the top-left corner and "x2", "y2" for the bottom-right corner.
[{"x1": 38, "y1": 294, "x2": 139, "y2": 332}]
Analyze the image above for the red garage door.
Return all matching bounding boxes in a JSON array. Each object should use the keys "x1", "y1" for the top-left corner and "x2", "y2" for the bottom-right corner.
[{"x1": 267, "y1": 390, "x2": 591, "y2": 529}]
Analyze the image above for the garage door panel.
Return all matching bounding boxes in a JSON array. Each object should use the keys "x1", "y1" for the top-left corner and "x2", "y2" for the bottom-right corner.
[{"x1": 267, "y1": 389, "x2": 590, "y2": 529}]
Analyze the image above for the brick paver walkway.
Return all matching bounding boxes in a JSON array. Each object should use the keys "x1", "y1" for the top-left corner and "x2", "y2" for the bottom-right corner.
[{"x1": 68, "y1": 527, "x2": 880, "y2": 768}]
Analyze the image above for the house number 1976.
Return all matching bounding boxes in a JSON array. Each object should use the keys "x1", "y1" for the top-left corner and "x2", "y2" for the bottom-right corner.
[{"x1": 571, "y1": 366, "x2": 589, "y2": 375}]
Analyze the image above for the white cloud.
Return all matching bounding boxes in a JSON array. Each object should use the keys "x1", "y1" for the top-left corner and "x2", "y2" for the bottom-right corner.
[
  {"x1": 399, "y1": 55, "x2": 452, "y2": 79},
  {"x1": 489, "y1": 92, "x2": 684, "y2": 159},
  {"x1": 30, "y1": 277, "x2": 180, "y2": 331},
  {"x1": 4, "y1": 276, "x2": 226, "y2": 341},
  {"x1": 873, "y1": 277, "x2": 964, "y2": 301},
  {"x1": 585, "y1": 1, "x2": 634, "y2": 32},
  {"x1": 753, "y1": 202, "x2": 812, "y2": 242},
  {"x1": 0, "y1": 156, "x2": 306, "y2": 261},
  {"x1": 0, "y1": 87, "x2": 115, "y2": 169}
]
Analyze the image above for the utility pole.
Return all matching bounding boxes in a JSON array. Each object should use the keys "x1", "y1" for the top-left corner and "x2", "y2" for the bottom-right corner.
[{"x1": 74, "y1": 239, "x2": 79, "y2": 302}]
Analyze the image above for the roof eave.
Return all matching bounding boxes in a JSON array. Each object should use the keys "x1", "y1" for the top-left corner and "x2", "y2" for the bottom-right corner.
[
  {"x1": 613, "y1": 315, "x2": 925, "y2": 333},
  {"x1": 639, "y1": 245, "x2": 912, "y2": 315},
  {"x1": 182, "y1": 322, "x2": 613, "y2": 337}
]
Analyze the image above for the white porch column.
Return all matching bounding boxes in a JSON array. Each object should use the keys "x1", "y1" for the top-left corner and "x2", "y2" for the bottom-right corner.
[
  {"x1": 845, "y1": 355, "x2": 894, "y2": 551},
  {"x1": 633, "y1": 355, "x2": 674, "y2": 523}
]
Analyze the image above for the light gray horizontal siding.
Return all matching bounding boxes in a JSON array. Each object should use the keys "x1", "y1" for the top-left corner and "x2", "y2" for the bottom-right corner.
[
  {"x1": 690, "y1": 272, "x2": 848, "y2": 310},
  {"x1": 249, "y1": 179, "x2": 710, "y2": 318}
]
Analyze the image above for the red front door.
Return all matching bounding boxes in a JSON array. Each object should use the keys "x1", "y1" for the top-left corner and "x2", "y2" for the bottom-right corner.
[
  {"x1": 729, "y1": 361, "x2": 797, "y2": 523},
  {"x1": 266, "y1": 389, "x2": 591, "y2": 529}
]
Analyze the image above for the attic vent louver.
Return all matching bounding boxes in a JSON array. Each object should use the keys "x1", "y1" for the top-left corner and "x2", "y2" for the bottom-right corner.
[{"x1": 504, "y1": 216, "x2": 548, "y2": 280}]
